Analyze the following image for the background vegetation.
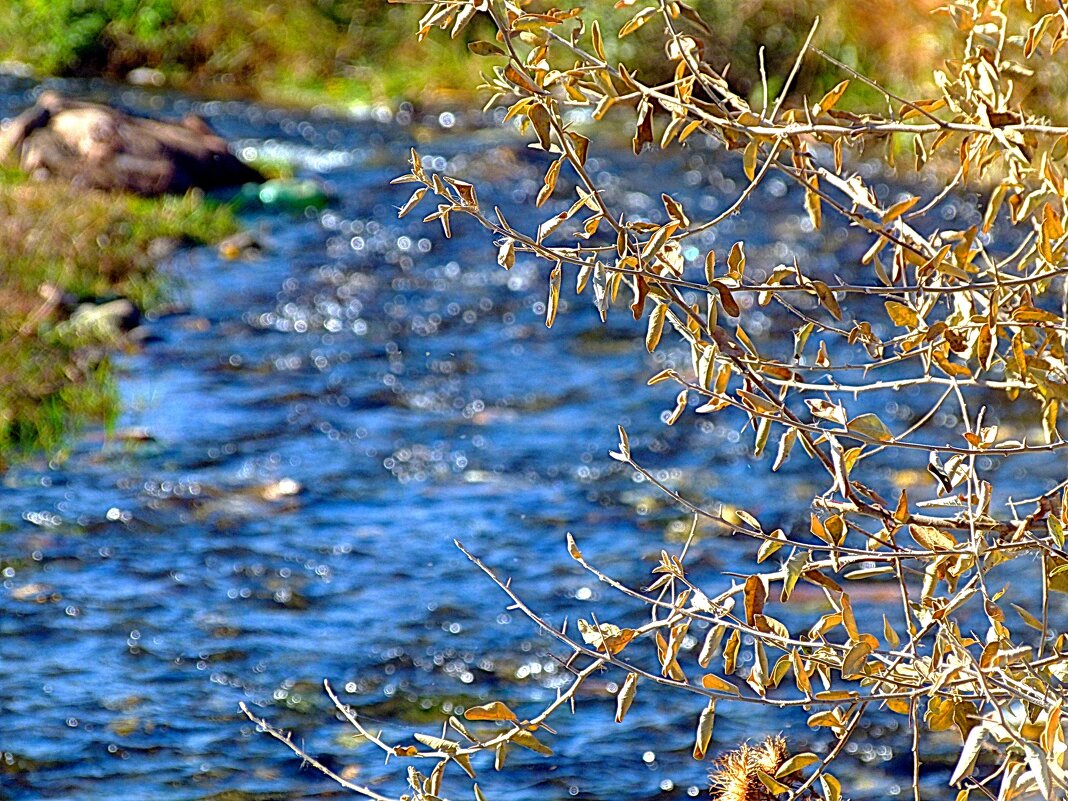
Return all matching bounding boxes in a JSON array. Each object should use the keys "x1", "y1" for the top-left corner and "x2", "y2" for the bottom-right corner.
[{"x1": 4, "y1": 0, "x2": 1066, "y2": 113}]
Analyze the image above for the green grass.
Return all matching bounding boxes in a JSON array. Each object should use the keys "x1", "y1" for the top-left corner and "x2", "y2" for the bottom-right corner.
[
  {"x1": 0, "y1": 166, "x2": 238, "y2": 463},
  {"x1": 0, "y1": 0, "x2": 491, "y2": 108}
]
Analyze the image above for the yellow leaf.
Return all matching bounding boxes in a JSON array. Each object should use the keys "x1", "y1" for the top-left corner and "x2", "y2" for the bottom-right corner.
[
  {"x1": 757, "y1": 529, "x2": 788, "y2": 563},
  {"x1": 704, "y1": 249, "x2": 716, "y2": 284},
  {"x1": 744, "y1": 575, "x2": 767, "y2": 625},
  {"x1": 414, "y1": 733, "x2": 460, "y2": 753},
  {"x1": 886, "y1": 698, "x2": 910, "y2": 715},
  {"x1": 882, "y1": 195, "x2": 920, "y2": 223},
  {"x1": 781, "y1": 550, "x2": 808, "y2": 602},
  {"x1": 398, "y1": 187, "x2": 427, "y2": 218},
  {"x1": 909, "y1": 524, "x2": 958, "y2": 551},
  {"x1": 808, "y1": 710, "x2": 842, "y2": 728},
  {"x1": 1013, "y1": 306, "x2": 1062, "y2": 324},
  {"x1": 810, "y1": 280, "x2": 841, "y2": 320},
  {"x1": 527, "y1": 103, "x2": 553, "y2": 151},
  {"x1": 743, "y1": 141, "x2": 758, "y2": 181},
  {"x1": 820, "y1": 772, "x2": 842, "y2": 801},
  {"x1": 468, "y1": 41, "x2": 505, "y2": 57},
  {"x1": 775, "y1": 752, "x2": 820, "y2": 778},
  {"x1": 723, "y1": 629, "x2": 740, "y2": 674},
  {"x1": 882, "y1": 614, "x2": 900, "y2": 647},
  {"x1": 841, "y1": 641, "x2": 872, "y2": 679},
  {"x1": 619, "y1": 6, "x2": 656, "y2": 37},
  {"x1": 1011, "y1": 603, "x2": 1044, "y2": 631},
  {"x1": 591, "y1": 20, "x2": 606, "y2": 61},
  {"x1": 726, "y1": 242, "x2": 745, "y2": 279},
  {"x1": 698, "y1": 624, "x2": 726, "y2": 668},
  {"x1": 884, "y1": 300, "x2": 919, "y2": 327},
  {"x1": 565, "y1": 532, "x2": 583, "y2": 561},
  {"x1": 497, "y1": 237, "x2": 515, "y2": 270},
  {"x1": 662, "y1": 193, "x2": 690, "y2": 227},
  {"x1": 804, "y1": 177, "x2": 821, "y2": 229},
  {"x1": 791, "y1": 649, "x2": 812, "y2": 695},
  {"x1": 846, "y1": 413, "x2": 894, "y2": 443},
  {"x1": 577, "y1": 619, "x2": 636, "y2": 654},
  {"x1": 454, "y1": 752, "x2": 476, "y2": 779},
  {"x1": 757, "y1": 770, "x2": 791, "y2": 795}
]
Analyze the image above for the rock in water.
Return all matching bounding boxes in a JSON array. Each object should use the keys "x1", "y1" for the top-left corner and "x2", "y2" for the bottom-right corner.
[{"x1": 0, "y1": 91, "x2": 264, "y2": 195}]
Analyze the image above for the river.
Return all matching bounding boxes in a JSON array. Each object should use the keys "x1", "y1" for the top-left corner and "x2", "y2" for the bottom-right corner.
[{"x1": 1, "y1": 75, "x2": 1062, "y2": 801}]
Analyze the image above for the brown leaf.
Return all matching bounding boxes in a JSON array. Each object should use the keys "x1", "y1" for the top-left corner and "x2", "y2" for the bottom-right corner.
[
  {"x1": 744, "y1": 575, "x2": 767, "y2": 624},
  {"x1": 632, "y1": 102, "x2": 653, "y2": 155},
  {"x1": 711, "y1": 280, "x2": 740, "y2": 317},
  {"x1": 469, "y1": 41, "x2": 506, "y2": 57}
]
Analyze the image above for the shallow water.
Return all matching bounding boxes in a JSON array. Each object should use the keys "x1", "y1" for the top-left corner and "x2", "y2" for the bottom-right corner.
[{"x1": 1, "y1": 77, "x2": 1063, "y2": 801}]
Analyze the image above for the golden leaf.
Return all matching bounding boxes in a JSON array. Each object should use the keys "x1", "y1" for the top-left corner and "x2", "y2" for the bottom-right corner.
[
  {"x1": 701, "y1": 673, "x2": 740, "y2": 695},
  {"x1": 692, "y1": 700, "x2": 716, "y2": 760},
  {"x1": 465, "y1": 701, "x2": 518, "y2": 722},
  {"x1": 814, "y1": 80, "x2": 850, "y2": 115},
  {"x1": 884, "y1": 300, "x2": 919, "y2": 327},
  {"x1": 841, "y1": 640, "x2": 873, "y2": 679},
  {"x1": 511, "y1": 730, "x2": 553, "y2": 756},
  {"x1": 645, "y1": 302, "x2": 666, "y2": 352}
]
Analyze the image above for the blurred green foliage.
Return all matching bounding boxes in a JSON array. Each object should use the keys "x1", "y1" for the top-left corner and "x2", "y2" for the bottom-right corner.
[
  {"x1": 0, "y1": 1, "x2": 957, "y2": 108},
  {"x1": 4, "y1": 0, "x2": 184, "y2": 75},
  {"x1": 0, "y1": 0, "x2": 490, "y2": 105}
]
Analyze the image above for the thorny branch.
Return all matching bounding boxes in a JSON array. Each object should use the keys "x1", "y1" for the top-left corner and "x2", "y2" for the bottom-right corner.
[{"x1": 248, "y1": 2, "x2": 1068, "y2": 800}]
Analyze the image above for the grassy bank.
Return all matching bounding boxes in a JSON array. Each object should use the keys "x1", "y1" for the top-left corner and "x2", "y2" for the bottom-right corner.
[{"x1": 0, "y1": 166, "x2": 237, "y2": 463}]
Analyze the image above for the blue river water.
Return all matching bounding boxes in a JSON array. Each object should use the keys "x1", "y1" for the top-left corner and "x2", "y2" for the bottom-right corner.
[{"x1": 1, "y1": 76, "x2": 1063, "y2": 801}]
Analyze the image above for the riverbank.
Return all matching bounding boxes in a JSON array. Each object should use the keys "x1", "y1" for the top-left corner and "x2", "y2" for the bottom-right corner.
[{"x1": 0, "y1": 165, "x2": 237, "y2": 463}]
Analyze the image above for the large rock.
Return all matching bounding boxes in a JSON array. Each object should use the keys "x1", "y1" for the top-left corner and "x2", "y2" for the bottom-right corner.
[{"x1": 0, "y1": 91, "x2": 264, "y2": 195}]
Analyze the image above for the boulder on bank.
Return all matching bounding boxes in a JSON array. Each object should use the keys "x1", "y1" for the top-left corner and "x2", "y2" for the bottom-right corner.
[{"x1": 0, "y1": 91, "x2": 264, "y2": 195}]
